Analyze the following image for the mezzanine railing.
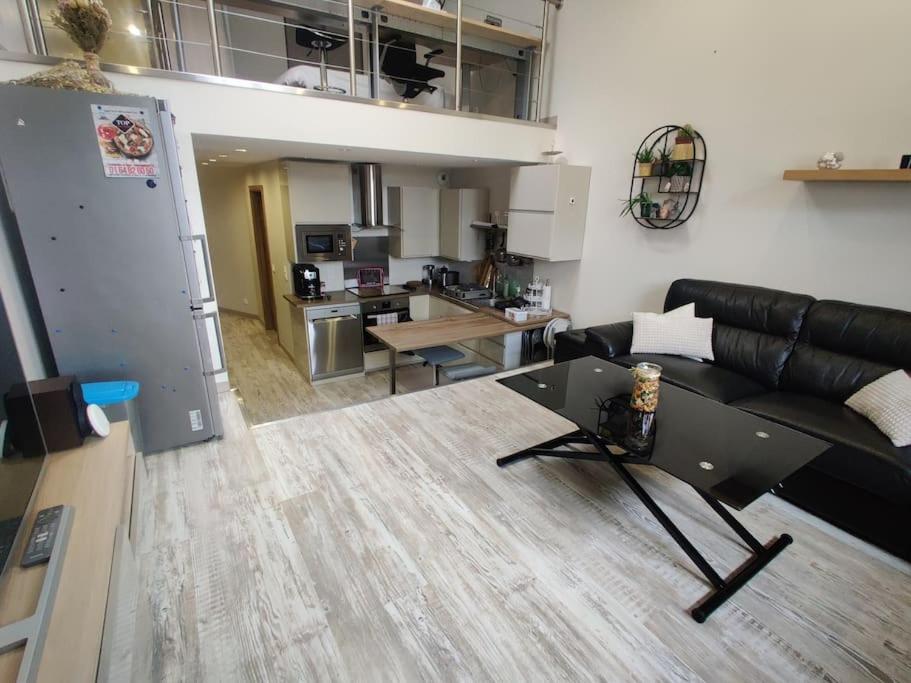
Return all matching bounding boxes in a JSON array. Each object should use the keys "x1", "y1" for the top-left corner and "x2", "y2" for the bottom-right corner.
[{"x1": 14, "y1": 0, "x2": 559, "y2": 122}]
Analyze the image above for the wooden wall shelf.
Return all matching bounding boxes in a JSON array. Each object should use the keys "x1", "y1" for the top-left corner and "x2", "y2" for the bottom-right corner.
[
  {"x1": 783, "y1": 169, "x2": 911, "y2": 182},
  {"x1": 368, "y1": 0, "x2": 542, "y2": 48}
]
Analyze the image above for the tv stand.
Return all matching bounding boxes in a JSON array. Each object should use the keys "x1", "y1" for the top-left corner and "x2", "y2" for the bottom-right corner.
[
  {"x1": 0, "y1": 421, "x2": 138, "y2": 682},
  {"x1": 0, "y1": 507, "x2": 73, "y2": 683}
]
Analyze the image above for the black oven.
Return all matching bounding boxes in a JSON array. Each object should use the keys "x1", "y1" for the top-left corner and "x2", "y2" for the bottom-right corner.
[
  {"x1": 294, "y1": 224, "x2": 353, "y2": 262},
  {"x1": 361, "y1": 297, "x2": 410, "y2": 352}
]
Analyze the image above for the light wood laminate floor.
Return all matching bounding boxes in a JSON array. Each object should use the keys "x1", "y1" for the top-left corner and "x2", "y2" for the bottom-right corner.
[
  {"x1": 138, "y1": 377, "x2": 911, "y2": 682},
  {"x1": 221, "y1": 311, "x2": 496, "y2": 425}
]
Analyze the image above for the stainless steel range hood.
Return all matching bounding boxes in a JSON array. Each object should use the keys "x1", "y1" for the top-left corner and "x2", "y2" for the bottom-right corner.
[{"x1": 352, "y1": 163, "x2": 392, "y2": 228}]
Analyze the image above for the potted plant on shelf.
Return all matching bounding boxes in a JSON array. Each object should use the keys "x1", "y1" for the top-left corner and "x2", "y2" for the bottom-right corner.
[
  {"x1": 653, "y1": 151, "x2": 672, "y2": 177},
  {"x1": 636, "y1": 149, "x2": 655, "y2": 177},
  {"x1": 619, "y1": 191, "x2": 654, "y2": 218},
  {"x1": 671, "y1": 124, "x2": 696, "y2": 161},
  {"x1": 665, "y1": 161, "x2": 693, "y2": 192}
]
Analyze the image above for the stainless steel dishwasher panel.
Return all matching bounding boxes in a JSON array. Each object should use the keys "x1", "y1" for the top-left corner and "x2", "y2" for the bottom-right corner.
[{"x1": 306, "y1": 304, "x2": 365, "y2": 380}]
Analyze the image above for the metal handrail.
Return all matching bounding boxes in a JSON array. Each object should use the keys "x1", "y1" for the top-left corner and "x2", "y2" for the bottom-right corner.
[{"x1": 15, "y1": 0, "x2": 554, "y2": 121}]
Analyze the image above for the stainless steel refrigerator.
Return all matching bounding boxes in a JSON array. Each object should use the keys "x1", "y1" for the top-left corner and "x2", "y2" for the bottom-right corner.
[{"x1": 0, "y1": 85, "x2": 223, "y2": 453}]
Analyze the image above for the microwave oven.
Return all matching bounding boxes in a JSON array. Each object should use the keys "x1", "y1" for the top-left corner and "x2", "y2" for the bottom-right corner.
[{"x1": 294, "y1": 224, "x2": 352, "y2": 262}]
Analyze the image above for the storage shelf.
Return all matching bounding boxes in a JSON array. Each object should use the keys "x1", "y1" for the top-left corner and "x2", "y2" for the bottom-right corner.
[
  {"x1": 367, "y1": 0, "x2": 542, "y2": 48},
  {"x1": 783, "y1": 169, "x2": 911, "y2": 182}
]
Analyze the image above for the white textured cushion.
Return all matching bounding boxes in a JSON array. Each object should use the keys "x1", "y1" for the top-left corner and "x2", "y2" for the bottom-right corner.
[
  {"x1": 631, "y1": 311, "x2": 715, "y2": 360},
  {"x1": 845, "y1": 370, "x2": 911, "y2": 447},
  {"x1": 664, "y1": 302, "x2": 696, "y2": 318}
]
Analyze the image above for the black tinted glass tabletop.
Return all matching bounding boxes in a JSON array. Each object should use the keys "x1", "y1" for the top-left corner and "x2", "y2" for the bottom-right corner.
[{"x1": 498, "y1": 356, "x2": 831, "y2": 509}]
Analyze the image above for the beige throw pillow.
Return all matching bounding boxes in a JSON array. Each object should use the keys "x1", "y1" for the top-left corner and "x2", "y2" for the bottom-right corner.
[
  {"x1": 631, "y1": 305, "x2": 715, "y2": 360},
  {"x1": 845, "y1": 370, "x2": 911, "y2": 447}
]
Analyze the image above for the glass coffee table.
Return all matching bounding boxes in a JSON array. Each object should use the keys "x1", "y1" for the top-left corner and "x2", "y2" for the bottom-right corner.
[{"x1": 497, "y1": 356, "x2": 830, "y2": 622}]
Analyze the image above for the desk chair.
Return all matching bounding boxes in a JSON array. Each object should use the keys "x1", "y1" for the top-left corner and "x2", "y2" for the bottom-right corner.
[
  {"x1": 381, "y1": 36, "x2": 445, "y2": 100},
  {"x1": 296, "y1": 26, "x2": 348, "y2": 94}
]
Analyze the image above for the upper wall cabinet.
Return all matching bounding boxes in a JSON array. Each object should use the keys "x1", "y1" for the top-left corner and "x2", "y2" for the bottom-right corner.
[
  {"x1": 439, "y1": 188, "x2": 489, "y2": 262},
  {"x1": 507, "y1": 165, "x2": 592, "y2": 262},
  {"x1": 388, "y1": 186, "x2": 440, "y2": 258}
]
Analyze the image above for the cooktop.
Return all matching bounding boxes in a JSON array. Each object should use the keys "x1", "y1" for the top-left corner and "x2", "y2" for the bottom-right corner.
[{"x1": 346, "y1": 285, "x2": 410, "y2": 298}]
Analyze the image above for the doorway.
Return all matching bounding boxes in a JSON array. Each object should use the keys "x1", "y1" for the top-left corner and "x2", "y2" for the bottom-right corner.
[{"x1": 248, "y1": 186, "x2": 276, "y2": 331}]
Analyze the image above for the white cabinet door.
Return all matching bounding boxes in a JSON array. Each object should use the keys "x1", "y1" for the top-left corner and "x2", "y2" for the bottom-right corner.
[
  {"x1": 389, "y1": 187, "x2": 439, "y2": 258},
  {"x1": 506, "y1": 211, "x2": 553, "y2": 260},
  {"x1": 439, "y1": 189, "x2": 461, "y2": 260},
  {"x1": 440, "y1": 189, "x2": 488, "y2": 262},
  {"x1": 509, "y1": 165, "x2": 559, "y2": 212}
]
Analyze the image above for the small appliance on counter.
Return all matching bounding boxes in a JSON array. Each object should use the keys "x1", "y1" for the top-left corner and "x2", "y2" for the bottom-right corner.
[
  {"x1": 443, "y1": 283, "x2": 492, "y2": 301},
  {"x1": 421, "y1": 264, "x2": 435, "y2": 286},
  {"x1": 356, "y1": 267, "x2": 385, "y2": 288},
  {"x1": 438, "y1": 266, "x2": 460, "y2": 288},
  {"x1": 293, "y1": 263, "x2": 323, "y2": 300}
]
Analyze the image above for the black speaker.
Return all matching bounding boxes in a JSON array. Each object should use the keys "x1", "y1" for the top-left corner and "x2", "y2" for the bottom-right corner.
[{"x1": 4, "y1": 376, "x2": 89, "y2": 456}]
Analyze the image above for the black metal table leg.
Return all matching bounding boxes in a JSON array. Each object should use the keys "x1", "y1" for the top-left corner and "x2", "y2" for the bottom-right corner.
[
  {"x1": 496, "y1": 431, "x2": 588, "y2": 467},
  {"x1": 497, "y1": 430, "x2": 795, "y2": 622}
]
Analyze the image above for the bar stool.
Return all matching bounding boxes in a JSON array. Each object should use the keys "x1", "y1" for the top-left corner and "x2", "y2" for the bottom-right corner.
[
  {"x1": 295, "y1": 27, "x2": 348, "y2": 94},
  {"x1": 416, "y1": 346, "x2": 465, "y2": 386}
]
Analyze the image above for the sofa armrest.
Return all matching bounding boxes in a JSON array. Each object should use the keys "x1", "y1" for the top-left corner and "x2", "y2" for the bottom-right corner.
[{"x1": 584, "y1": 320, "x2": 634, "y2": 359}]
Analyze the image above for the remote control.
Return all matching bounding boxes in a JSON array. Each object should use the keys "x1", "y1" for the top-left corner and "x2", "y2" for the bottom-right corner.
[{"x1": 21, "y1": 505, "x2": 64, "y2": 568}]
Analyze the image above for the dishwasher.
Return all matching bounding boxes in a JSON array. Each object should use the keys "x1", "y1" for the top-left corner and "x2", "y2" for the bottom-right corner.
[{"x1": 306, "y1": 304, "x2": 364, "y2": 381}]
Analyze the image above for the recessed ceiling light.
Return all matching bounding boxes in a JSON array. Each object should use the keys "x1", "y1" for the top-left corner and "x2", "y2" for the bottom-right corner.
[
  {"x1": 218, "y1": 154, "x2": 228, "y2": 158},
  {"x1": 234, "y1": 148, "x2": 247, "y2": 153},
  {"x1": 201, "y1": 162, "x2": 209, "y2": 166},
  {"x1": 127, "y1": 24, "x2": 142, "y2": 36},
  {"x1": 208, "y1": 158, "x2": 217, "y2": 162}
]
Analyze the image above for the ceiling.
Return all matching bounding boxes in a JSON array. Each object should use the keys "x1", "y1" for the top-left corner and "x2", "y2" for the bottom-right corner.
[{"x1": 191, "y1": 134, "x2": 524, "y2": 169}]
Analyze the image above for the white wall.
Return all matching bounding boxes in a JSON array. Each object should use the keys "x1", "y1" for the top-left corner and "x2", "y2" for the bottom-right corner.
[
  {"x1": 197, "y1": 166, "x2": 262, "y2": 317},
  {"x1": 537, "y1": 0, "x2": 911, "y2": 328}
]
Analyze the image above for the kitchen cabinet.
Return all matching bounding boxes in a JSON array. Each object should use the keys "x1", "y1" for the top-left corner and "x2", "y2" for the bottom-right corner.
[
  {"x1": 428, "y1": 296, "x2": 474, "y2": 320},
  {"x1": 507, "y1": 164, "x2": 591, "y2": 262},
  {"x1": 439, "y1": 188, "x2": 488, "y2": 261},
  {"x1": 388, "y1": 186, "x2": 440, "y2": 258}
]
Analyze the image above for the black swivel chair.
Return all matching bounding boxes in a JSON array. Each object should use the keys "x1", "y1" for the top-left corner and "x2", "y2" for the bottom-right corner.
[
  {"x1": 295, "y1": 26, "x2": 348, "y2": 94},
  {"x1": 381, "y1": 36, "x2": 445, "y2": 100}
]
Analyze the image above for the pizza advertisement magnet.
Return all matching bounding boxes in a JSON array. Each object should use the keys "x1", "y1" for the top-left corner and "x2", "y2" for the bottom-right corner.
[{"x1": 91, "y1": 104, "x2": 160, "y2": 178}]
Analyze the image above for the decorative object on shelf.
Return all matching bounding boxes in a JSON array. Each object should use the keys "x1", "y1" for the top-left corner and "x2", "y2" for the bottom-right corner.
[
  {"x1": 900, "y1": 154, "x2": 911, "y2": 169},
  {"x1": 9, "y1": 0, "x2": 115, "y2": 94},
  {"x1": 659, "y1": 198, "x2": 678, "y2": 220},
  {"x1": 627, "y1": 125, "x2": 707, "y2": 229},
  {"x1": 636, "y1": 148, "x2": 655, "y2": 177},
  {"x1": 619, "y1": 191, "x2": 654, "y2": 218},
  {"x1": 817, "y1": 151, "x2": 844, "y2": 169},
  {"x1": 671, "y1": 124, "x2": 696, "y2": 161}
]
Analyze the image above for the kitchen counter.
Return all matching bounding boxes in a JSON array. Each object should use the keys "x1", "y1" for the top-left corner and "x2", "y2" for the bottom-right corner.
[
  {"x1": 284, "y1": 287, "x2": 569, "y2": 327},
  {"x1": 419, "y1": 285, "x2": 571, "y2": 328}
]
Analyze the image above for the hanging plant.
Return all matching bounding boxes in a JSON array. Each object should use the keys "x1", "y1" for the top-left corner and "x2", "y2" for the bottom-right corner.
[{"x1": 10, "y1": 0, "x2": 115, "y2": 94}]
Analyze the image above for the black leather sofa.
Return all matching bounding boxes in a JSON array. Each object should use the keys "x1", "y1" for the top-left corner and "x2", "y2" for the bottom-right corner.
[{"x1": 555, "y1": 279, "x2": 911, "y2": 560}]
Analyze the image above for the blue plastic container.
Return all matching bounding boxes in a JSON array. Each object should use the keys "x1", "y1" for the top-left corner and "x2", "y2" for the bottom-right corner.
[{"x1": 81, "y1": 381, "x2": 140, "y2": 406}]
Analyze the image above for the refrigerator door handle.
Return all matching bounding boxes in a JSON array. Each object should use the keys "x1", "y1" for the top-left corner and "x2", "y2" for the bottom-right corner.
[
  {"x1": 193, "y1": 311, "x2": 227, "y2": 376},
  {"x1": 181, "y1": 234, "x2": 216, "y2": 306}
]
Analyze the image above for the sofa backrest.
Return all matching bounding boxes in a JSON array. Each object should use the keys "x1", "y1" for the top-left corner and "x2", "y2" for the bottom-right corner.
[
  {"x1": 664, "y1": 279, "x2": 815, "y2": 389},
  {"x1": 781, "y1": 300, "x2": 911, "y2": 401}
]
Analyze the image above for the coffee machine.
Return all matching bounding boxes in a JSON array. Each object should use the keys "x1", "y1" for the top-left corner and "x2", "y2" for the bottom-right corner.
[{"x1": 292, "y1": 263, "x2": 322, "y2": 300}]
